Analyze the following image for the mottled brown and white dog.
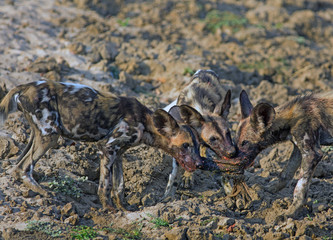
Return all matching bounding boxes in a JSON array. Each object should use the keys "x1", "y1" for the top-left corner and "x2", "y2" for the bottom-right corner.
[
  {"x1": 226, "y1": 90, "x2": 333, "y2": 219},
  {"x1": 0, "y1": 80, "x2": 203, "y2": 210},
  {"x1": 163, "y1": 69, "x2": 236, "y2": 198}
]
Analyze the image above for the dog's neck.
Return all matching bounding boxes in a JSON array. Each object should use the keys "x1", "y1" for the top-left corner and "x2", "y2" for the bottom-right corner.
[{"x1": 141, "y1": 114, "x2": 171, "y2": 154}]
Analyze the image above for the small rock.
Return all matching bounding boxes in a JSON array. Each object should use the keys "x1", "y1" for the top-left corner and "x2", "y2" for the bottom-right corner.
[
  {"x1": 186, "y1": 226, "x2": 214, "y2": 240},
  {"x1": 317, "y1": 204, "x2": 327, "y2": 212},
  {"x1": 64, "y1": 214, "x2": 79, "y2": 225},
  {"x1": 163, "y1": 212, "x2": 176, "y2": 224},
  {"x1": 0, "y1": 135, "x2": 19, "y2": 159},
  {"x1": 22, "y1": 189, "x2": 37, "y2": 198},
  {"x1": 119, "y1": 71, "x2": 137, "y2": 89},
  {"x1": 68, "y1": 42, "x2": 86, "y2": 55},
  {"x1": 61, "y1": 202, "x2": 76, "y2": 216},
  {"x1": 98, "y1": 42, "x2": 118, "y2": 61},
  {"x1": 141, "y1": 193, "x2": 155, "y2": 207},
  {"x1": 218, "y1": 217, "x2": 235, "y2": 228},
  {"x1": 164, "y1": 227, "x2": 187, "y2": 240}
]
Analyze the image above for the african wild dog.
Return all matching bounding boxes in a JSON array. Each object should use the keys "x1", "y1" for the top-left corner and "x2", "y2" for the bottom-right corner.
[
  {"x1": 163, "y1": 69, "x2": 236, "y2": 198},
  {"x1": 226, "y1": 90, "x2": 333, "y2": 219},
  {"x1": 0, "y1": 80, "x2": 203, "y2": 210}
]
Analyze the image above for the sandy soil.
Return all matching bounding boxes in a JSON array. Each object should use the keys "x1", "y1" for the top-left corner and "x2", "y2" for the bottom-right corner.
[{"x1": 0, "y1": 0, "x2": 332, "y2": 239}]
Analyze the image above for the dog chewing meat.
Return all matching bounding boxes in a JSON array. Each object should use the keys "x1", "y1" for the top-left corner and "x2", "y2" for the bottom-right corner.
[
  {"x1": 163, "y1": 70, "x2": 236, "y2": 198},
  {"x1": 0, "y1": 80, "x2": 203, "y2": 210},
  {"x1": 227, "y1": 90, "x2": 333, "y2": 219}
]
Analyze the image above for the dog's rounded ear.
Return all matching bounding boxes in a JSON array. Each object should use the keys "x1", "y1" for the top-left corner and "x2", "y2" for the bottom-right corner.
[
  {"x1": 179, "y1": 105, "x2": 204, "y2": 128},
  {"x1": 213, "y1": 89, "x2": 231, "y2": 118},
  {"x1": 153, "y1": 109, "x2": 179, "y2": 136},
  {"x1": 250, "y1": 103, "x2": 275, "y2": 133},
  {"x1": 239, "y1": 90, "x2": 253, "y2": 119},
  {"x1": 168, "y1": 105, "x2": 184, "y2": 123}
]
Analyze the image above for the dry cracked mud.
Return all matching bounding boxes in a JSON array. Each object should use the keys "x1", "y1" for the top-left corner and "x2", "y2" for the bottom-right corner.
[{"x1": 0, "y1": 0, "x2": 332, "y2": 239}]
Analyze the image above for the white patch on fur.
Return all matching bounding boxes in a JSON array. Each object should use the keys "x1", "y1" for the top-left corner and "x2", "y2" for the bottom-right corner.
[
  {"x1": 164, "y1": 157, "x2": 178, "y2": 198},
  {"x1": 30, "y1": 109, "x2": 58, "y2": 135},
  {"x1": 35, "y1": 80, "x2": 46, "y2": 86},
  {"x1": 40, "y1": 88, "x2": 50, "y2": 103},
  {"x1": 163, "y1": 99, "x2": 178, "y2": 112},
  {"x1": 194, "y1": 69, "x2": 202, "y2": 76},
  {"x1": 107, "y1": 136, "x2": 116, "y2": 145},
  {"x1": 61, "y1": 82, "x2": 97, "y2": 94},
  {"x1": 294, "y1": 178, "x2": 307, "y2": 195}
]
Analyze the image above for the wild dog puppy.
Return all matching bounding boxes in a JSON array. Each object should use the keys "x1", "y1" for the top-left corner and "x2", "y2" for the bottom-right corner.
[
  {"x1": 0, "y1": 80, "x2": 203, "y2": 210},
  {"x1": 228, "y1": 90, "x2": 333, "y2": 219},
  {"x1": 163, "y1": 69, "x2": 236, "y2": 198}
]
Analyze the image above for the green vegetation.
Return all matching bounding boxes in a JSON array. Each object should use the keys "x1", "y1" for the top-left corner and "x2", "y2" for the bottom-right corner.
[
  {"x1": 25, "y1": 220, "x2": 63, "y2": 237},
  {"x1": 48, "y1": 175, "x2": 87, "y2": 198},
  {"x1": 147, "y1": 213, "x2": 170, "y2": 229},
  {"x1": 321, "y1": 146, "x2": 333, "y2": 153},
  {"x1": 117, "y1": 18, "x2": 130, "y2": 27},
  {"x1": 204, "y1": 10, "x2": 247, "y2": 33},
  {"x1": 183, "y1": 67, "x2": 195, "y2": 76},
  {"x1": 71, "y1": 225, "x2": 97, "y2": 240},
  {"x1": 200, "y1": 217, "x2": 218, "y2": 226},
  {"x1": 110, "y1": 65, "x2": 120, "y2": 79},
  {"x1": 237, "y1": 61, "x2": 267, "y2": 71},
  {"x1": 102, "y1": 223, "x2": 143, "y2": 240}
]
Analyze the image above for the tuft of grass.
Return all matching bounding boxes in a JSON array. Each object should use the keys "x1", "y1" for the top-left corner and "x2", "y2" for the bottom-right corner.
[
  {"x1": 71, "y1": 225, "x2": 97, "y2": 240},
  {"x1": 147, "y1": 213, "x2": 169, "y2": 229},
  {"x1": 102, "y1": 223, "x2": 143, "y2": 240},
  {"x1": 117, "y1": 18, "x2": 130, "y2": 27},
  {"x1": 200, "y1": 217, "x2": 218, "y2": 226},
  {"x1": 237, "y1": 61, "x2": 267, "y2": 71},
  {"x1": 183, "y1": 67, "x2": 195, "y2": 76},
  {"x1": 204, "y1": 10, "x2": 247, "y2": 33},
  {"x1": 321, "y1": 146, "x2": 333, "y2": 153},
  {"x1": 25, "y1": 220, "x2": 63, "y2": 237},
  {"x1": 48, "y1": 175, "x2": 87, "y2": 198},
  {"x1": 109, "y1": 65, "x2": 120, "y2": 79}
]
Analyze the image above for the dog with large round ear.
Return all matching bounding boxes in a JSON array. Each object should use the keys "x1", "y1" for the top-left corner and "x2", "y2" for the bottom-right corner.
[
  {"x1": 152, "y1": 109, "x2": 203, "y2": 171},
  {"x1": 250, "y1": 103, "x2": 276, "y2": 135},
  {"x1": 239, "y1": 90, "x2": 275, "y2": 135},
  {"x1": 168, "y1": 105, "x2": 185, "y2": 124},
  {"x1": 177, "y1": 105, "x2": 205, "y2": 128},
  {"x1": 153, "y1": 109, "x2": 180, "y2": 136}
]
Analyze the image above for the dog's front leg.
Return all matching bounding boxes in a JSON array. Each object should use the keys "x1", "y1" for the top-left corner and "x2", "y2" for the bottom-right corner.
[
  {"x1": 162, "y1": 157, "x2": 179, "y2": 201},
  {"x1": 98, "y1": 152, "x2": 116, "y2": 211},
  {"x1": 111, "y1": 157, "x2": 126, "y2": 211},
  {"x1": 266, "y1": 141, "x2": 302, "y2": 193}
]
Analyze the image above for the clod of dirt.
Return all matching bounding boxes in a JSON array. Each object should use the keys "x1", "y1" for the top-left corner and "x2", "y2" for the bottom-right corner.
[{"x1": 0, "y1": 134, "x2": 19, "y2": 160}]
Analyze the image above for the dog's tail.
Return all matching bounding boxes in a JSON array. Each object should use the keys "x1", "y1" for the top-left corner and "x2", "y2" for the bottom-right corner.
[{"x1": 0, "y1": 85, "x2": 23, "y2": 126}]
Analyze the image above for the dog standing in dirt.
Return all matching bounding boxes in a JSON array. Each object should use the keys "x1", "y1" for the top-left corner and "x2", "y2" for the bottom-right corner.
[
  {"x1": 0, "y1": 80, "x2": 204, "y2": 210},
  {"x1": 163, "y1": 69, "x2": 236, "y2": 198},
  {"x1": 226, "y1": 90, "x2": 333, "y2": 219}
]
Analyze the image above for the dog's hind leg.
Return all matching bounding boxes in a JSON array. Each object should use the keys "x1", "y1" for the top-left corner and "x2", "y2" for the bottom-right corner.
[
  {"x1": 15, "y1": 130, "x2": 35, "y2": 164},
  {"x1": 11, "y1": 128, "x2": 59, "y2": 197}
]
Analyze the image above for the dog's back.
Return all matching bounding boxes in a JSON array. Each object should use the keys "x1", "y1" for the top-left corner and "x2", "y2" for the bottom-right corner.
[
  {"x1": 177, "y1": 70, "x2": 229, "y2": 114},
  {"x1": 276, "y1": 91, "x2": 333, "y2": 138}
]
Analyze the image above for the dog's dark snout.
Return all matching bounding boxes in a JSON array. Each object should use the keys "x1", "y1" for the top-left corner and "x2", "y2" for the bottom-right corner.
[
  {"x1": 196, "y1": 159, "x2": 204, "y2": 169},
  {"x1": 225, "y1": 146, "x2": 237, "y2": 158}
]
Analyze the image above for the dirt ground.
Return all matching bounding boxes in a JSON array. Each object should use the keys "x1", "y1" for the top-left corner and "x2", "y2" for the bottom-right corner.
[{"x1": 0, "y1": 0, "x2": 332, "y2": 239}]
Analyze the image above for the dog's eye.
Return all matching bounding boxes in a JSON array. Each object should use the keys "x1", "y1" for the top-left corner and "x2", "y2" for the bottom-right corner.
[
  {"x1": 209, "y1": 136, "x2": 217, "y2": 143},
  {"x1": 182, "y1": 143, "x2": 190, "y2": 149},
  {"x1": 241, "y1": 140, "x2": 249, "y2": 146}
]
